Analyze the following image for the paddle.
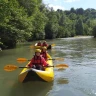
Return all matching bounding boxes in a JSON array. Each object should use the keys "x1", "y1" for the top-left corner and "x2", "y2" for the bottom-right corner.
[
  {"x1": 49, "y1": 58, "x2": 64, "y2": 61},
  {"x1": 4, "y1": 64, "x2": 69, "y2": 72},
  {"x1": 51, "y1": 44, "x2": 55, "y2": 47},
  {"x1": 30, "y1": 45, "x2": 35, "y2": 48},
  {"x1": 17, "y1": 57, "x2": 64, "y2": 63}
]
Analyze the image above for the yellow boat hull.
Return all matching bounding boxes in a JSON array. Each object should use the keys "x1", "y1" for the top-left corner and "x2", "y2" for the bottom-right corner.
[{"x1": 18, "y1": 54, "x2": 54, "y2": 83}]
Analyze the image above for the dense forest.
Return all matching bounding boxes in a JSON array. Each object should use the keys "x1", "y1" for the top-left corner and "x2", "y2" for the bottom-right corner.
[{"x1": 0, "y1": 0, "x2": 96, "y2": 49}]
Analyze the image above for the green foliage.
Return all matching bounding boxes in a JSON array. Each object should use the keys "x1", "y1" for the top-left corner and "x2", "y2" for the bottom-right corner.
[
  {"x1": 91, "y1": 20, "x2": 96, "y2": 37},
  {"x1": 75, "y1": 18, "x2": 84, "y2": 35},
  {"x1": 45, "y1": 22, "x2": 59, "y2": 39},
  {"x1": 57, "y1": 26, "x2": 64, "y2": 38},
  {"x1": 0, "y1": 38, "x2": 3, "y2": 47},
  {"x1": 17, "y1": 0, "x2": 41, "y2": 16},
  {"x1": 0, "y1": 0, "x2": 10, "y2": 23},
  {"x1": 92, "y1": 26, "x2": 96, "y2": 37},
  {"x1": 70, "y1": 8, "x2": 76, "y2": 13},
  {"x1": 76, "y1": 8, "x2": 84, "y2": 15},
  {"x1": 30, "y1": 10, "x2": 47, "y2": 40},
  {"x1": 0, "y1": 0, "x2": 96, "y2": 49},
  {"x1": 0, "y1": 0, "x2": 33, "y2": 48},
  {"x1": 69, "y1": 13, "x2": 77, "y2": 20},
  {"x1": 45, "y1": 11, "x2": 59, "y2": 39}
]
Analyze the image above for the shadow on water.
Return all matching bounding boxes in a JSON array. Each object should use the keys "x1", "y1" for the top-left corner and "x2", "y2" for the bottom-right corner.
[
  {"x1": 56, "y1": 78, "x2": 69, "y2": 84},
  {"x1": 10, "y1": 81, "x2": 53, "y2": 96}
]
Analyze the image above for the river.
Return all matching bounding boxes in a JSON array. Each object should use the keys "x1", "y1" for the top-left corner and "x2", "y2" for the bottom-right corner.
[{"x1": 0, "y1": 36, "x2": 96, "y2": 96}]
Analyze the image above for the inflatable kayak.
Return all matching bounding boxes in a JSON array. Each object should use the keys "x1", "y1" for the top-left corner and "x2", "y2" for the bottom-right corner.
[
  {"x1": 18, "y1": 54, "x2": 54, "y2": 83},
  {"x1": 34, "y1": 43, "x2": 52, "y2": 50}
]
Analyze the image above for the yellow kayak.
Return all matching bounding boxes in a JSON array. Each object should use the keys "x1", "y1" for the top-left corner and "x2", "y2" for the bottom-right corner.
[
  {"x1": 34, "y1": 43, "x2": 52, "y2": 50},
  {"x1": 18, "y1": 54, "x2": 54, "y2": 83}
]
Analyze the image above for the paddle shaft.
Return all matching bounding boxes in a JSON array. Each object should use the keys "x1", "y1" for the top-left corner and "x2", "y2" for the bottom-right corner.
[
  {"x1": 27, "y1": 59, "x2": 55, "y2": 61},
  {"x1": 19, "y1": 67, "x2": 29, "y2": 68},
  {"x1": 4, "y1": 64, "x2": 68, "y2": 71},
  {"x1": 48, "y1": 59, "x2": 55, "y2": 60},
  {"x1": 19, "y1": 66, "x2": 54, "y2": 68},
  {"x1": 18, "y1": 59, "x2": 56, "y2": 61}
]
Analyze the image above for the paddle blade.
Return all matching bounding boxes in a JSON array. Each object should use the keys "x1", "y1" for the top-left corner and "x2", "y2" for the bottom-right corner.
[
  {"x1": 30, "y1": 45, "x2": 34, "y2": 48},
  {"x1": 55, "y1": 64, "x2": 69, "y2": 68},
  {"x1": 17, "y1": 58, "x2": 28, "y2": 62},
  {"x1": 51, "y1": 44, "x2": 55, "y2": 47},
  {"x1": 56, "y1": 58, "x2": 64, "y2": 61},
  {"x1": 4, "y1": 65, "x2": 18, "y2": 71}
]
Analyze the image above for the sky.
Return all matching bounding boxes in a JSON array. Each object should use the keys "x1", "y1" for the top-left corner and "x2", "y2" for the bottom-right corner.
[{"x1": 42, "y1": 0, "x2": 96, "y2": 11}]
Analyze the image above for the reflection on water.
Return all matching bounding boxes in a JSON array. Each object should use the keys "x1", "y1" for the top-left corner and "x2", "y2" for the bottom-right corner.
[
  {"x1": 57, "y1": 68, "x2": 67, "y2": 71},
  {"x1": 10, "y1": 81, "x2": 53, "y2": 96}
]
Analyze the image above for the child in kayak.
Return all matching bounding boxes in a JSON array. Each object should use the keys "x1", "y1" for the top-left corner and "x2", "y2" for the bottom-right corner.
[
  {"x1": 42, "y1": 41, "x2": 48, "y2": 47},
  {"x1": 37, "y1": 41, "x2": 42, "y2": 46},
  {"x1": 28, "y1": 49, "x2": 49, "y2": 70},
  {"x1": 41, "y1": 47, "x2": 50, "y2": 61}
]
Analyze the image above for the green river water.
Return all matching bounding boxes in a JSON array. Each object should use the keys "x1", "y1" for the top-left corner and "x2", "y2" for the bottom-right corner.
[{"x1": 0, "y1": 36, "x2": 96, "y2": 96}]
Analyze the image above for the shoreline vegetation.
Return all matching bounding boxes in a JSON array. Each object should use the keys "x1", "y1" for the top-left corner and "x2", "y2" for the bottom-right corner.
[
  {"x1": 0, "y1": 0, "x2": 96, "y2": 50},
  {"x1": 0, "y1": 36, "x2": 95, "y2": 51}
]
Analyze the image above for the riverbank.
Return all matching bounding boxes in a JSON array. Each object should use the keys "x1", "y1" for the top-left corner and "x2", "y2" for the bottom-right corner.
[{"x1": 74, "y1": 36, "x2": 94, "y2": 38}]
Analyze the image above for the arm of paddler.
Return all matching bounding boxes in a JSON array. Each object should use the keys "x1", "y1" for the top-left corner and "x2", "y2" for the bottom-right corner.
[
  {"x1": 42, "y1": 57, "x2": 49, "y2": 67},
  {"x1": 28, "y1": 58, "x2": 33, "y2": 68}
]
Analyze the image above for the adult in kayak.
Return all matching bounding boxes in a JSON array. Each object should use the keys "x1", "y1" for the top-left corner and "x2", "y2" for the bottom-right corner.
[
  {"x1": 37, "y1": 41, "x2": 42, "y2": 46},
  {"x1": 42, "y1": 41, "x2": 48, "y2": 47},
  {"x1": 28, "y1": 49, "x2": 49, "y2": 70},
  {"x1": 41, "y1": 47, "x2": 50, "y2": 61}
]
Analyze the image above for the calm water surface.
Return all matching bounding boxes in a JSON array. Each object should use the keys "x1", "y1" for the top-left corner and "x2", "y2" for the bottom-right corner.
[{"x1": 0, "y1": 37, "x2": 96, "y2": 96}]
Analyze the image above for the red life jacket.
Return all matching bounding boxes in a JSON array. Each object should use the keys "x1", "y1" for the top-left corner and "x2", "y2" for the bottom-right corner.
[
  {"x1": 41, "y1": 52, "x2": 47, "y2": 60},
  {"x1": 32, "y1": 55, "x2": 42, "y2": 65},
  {"x1": 28, "y1": 55, "x2": 48, "y2": 67},
  {"x1": 42, "y1": 43, "x2": 48, "y2": 46},
  {"x1": 37, "y1": 42, "x2": 42, "y2": 46}
]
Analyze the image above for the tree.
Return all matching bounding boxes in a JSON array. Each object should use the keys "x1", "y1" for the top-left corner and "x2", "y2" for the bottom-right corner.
[
  {"x1": 0, "y1": 0, "x2": 33, "y2": 48},
  {"x1": 75, "y1": 18, "x2": 84, "y2": 35},
  {"x1": 17, "y1": 0, "x2": 41, "y2": 16},
  {"x1": 31, "y1": 11, "x2": 47, "y2": 40},
  {"x1": 45, "y1": 23, "x2": 59, "y2": 39},
  {"x1": 59, "y1": 13, "x2": 66, "y2": 26},
  {"x1": 91, "y1": 20, "x2": 96, "y2": 37},
  {"x1": 45, "y1": 11, "x2": 59, "y2": 39},
  {"x1": 70, "y1": 7, "x2": 76, "y2": 13},
  {"x1": 76, "y1": 8, "x2": 84, "y2": 15},
  {"x1": 69, "y1": 13, "x2": 77, "y2": 20},
  {"x1": 92, "y1": 26, "x2": 96, "y2": 37}
]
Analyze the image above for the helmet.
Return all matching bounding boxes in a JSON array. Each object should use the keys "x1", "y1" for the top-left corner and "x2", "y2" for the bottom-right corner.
[
  {"x1": 44, "y1": 41, "x2": 46, "y2": 43},
  {"x1": 42, "y1": 47, "x2": 47, "y2": 50},
  {"x1": 35, "y1": 49, "x2": 41, "y2": 53}
]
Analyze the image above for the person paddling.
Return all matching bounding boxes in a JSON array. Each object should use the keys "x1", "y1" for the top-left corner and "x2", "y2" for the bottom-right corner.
[
  {"x1": 41, "y1": 47, "x2": 50, "y2": 61},
  {"x1": 37, "y1": 41, "x2": 42, "y2": 46},
  {"x1": 28, "y1": 49, "x2": 49, "y2": 70},
  {"x1": 42, "y1": 41, "x2": 48, "y2": 47}
]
